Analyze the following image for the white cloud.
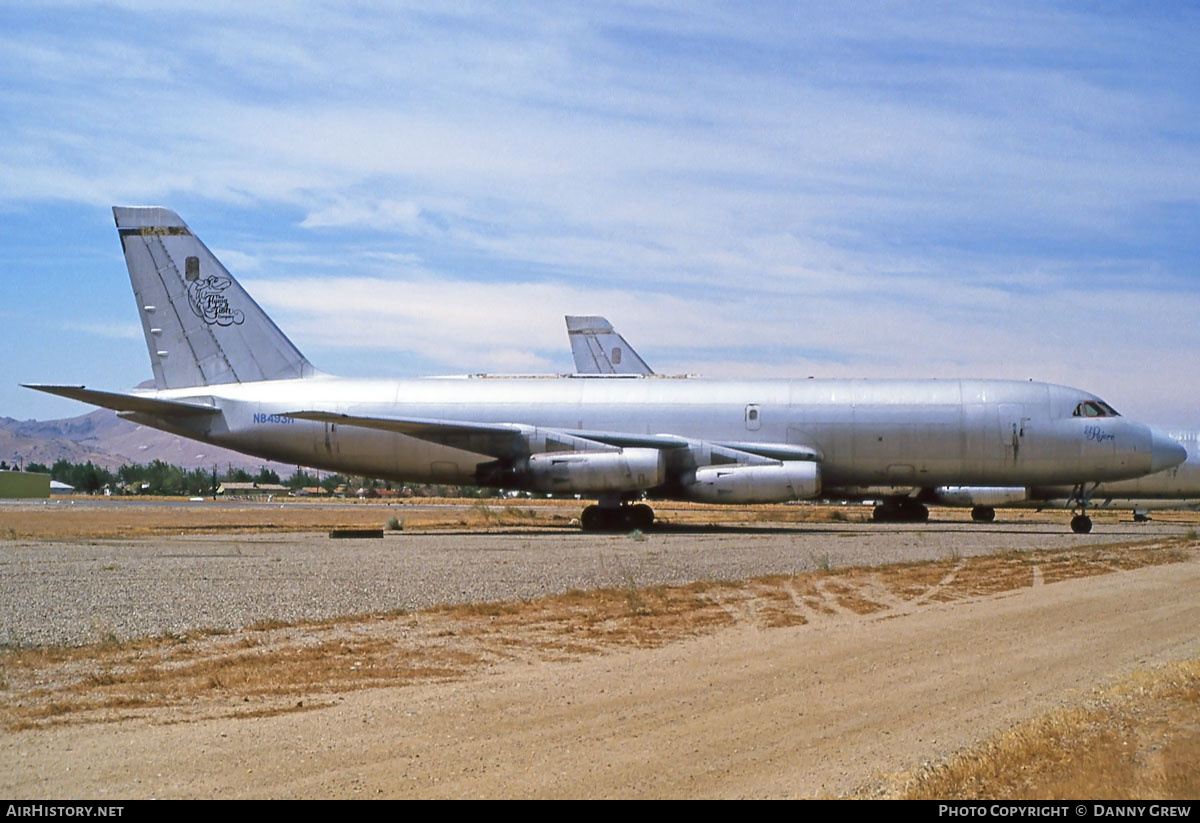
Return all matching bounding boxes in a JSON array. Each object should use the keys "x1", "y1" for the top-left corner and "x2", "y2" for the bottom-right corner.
[
  {"x1": 210, "y1": 249, "x2": 261, "y2": 273},
  {"x1": 68, "y1": 322, "x2": 143, "y2": 341},
  {"x1": 300, "y1": 199, "x2": 424, "y2": 232}
]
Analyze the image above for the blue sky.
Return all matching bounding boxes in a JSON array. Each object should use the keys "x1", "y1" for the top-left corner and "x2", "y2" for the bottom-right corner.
[{"x1": 2, "y1": 1, "x2": 1199, "y2": 427}]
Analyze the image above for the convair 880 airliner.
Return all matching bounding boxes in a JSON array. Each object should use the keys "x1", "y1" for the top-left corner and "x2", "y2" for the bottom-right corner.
[{"x1": 24, "y1": 208, "x2": 1185, "y2": 533}]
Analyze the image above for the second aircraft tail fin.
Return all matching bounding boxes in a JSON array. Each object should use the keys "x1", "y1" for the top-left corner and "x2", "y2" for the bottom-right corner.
[
  {"x1": 565, "y1": 315, "x2": 654, "y2": 376},
  {"x1": 113, "y1": 206, "x2": 316, "y2": 389}
]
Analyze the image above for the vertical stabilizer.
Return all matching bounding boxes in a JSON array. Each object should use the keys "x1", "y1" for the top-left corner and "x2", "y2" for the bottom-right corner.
[
  {"x1": 114, "y1": 207, "x2": 315, "y2": 389},
  {"x1": 566, "y1": 315, "x2": 654, "y2": 375}
]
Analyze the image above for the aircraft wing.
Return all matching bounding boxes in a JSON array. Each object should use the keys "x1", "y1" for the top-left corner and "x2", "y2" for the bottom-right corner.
[
  {"x1": 564, "y1": 430, "x2": 820, "y2": 464},
  {"x1": 22, "y1": 384, "x2": 219, "y2": 417},
  {"x1": 286, "y1": 410, "x2": 821, "y2": 468},
  {"x1": 286, "y1": 411, "x2": 625, "y2": 460}
]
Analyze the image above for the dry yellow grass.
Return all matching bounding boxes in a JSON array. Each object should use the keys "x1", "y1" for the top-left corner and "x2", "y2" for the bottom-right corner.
[
  {"x1": 8, "y1": 497, "x2": 1197, "y2": 540},
  {"x1": 0, "y1": 496, "x2": 871, "y2": 539},
  {"x1": 0, "y1": 496, "x2": 843, "y2": 539},
  {"x1": 0, "y1": 497, "x2": 586, "y2": 539},
  {"x1": 895, "y1": 658, "x2": 1200, "y2": 800}
]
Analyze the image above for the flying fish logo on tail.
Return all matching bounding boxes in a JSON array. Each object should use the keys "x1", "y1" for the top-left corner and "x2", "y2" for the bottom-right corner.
[{"x1": 185, "y1": 257, "x2": 245, "y2": 326}]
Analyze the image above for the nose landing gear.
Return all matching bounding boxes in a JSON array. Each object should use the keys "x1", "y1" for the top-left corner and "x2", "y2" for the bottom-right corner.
[{"x1": 1068, "y1": 483, "x2": 1098, "y2": 534}]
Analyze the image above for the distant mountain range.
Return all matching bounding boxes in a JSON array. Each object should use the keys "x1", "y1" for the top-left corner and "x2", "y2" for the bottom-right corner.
[{"x1": 0, "y1": 408, "x2": 298, "y2": 475}]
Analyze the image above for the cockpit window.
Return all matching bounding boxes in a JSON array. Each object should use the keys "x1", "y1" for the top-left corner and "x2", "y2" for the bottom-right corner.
[{"x1": 1073, "y1": 400, "x2": 1120, "y2": 418}]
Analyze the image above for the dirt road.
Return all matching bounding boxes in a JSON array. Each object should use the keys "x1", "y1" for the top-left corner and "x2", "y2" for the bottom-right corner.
[{"x1": 5, "y1": 549, "x2": 1198, "y2": 798}]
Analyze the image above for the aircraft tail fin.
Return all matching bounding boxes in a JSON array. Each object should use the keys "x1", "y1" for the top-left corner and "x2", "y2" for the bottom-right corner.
[
  {"x1": 113, "y1": 206, "x2": 316, "y2": 389},
  {"x1": 565, "y1": 315, "x2": 654, "y2": 375}
]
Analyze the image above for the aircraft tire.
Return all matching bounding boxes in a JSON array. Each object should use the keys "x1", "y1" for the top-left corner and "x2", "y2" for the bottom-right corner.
[
  {"x1": 1070, "y1": 514, "x2": 1093, "y2": 534},
  {"x1": 872, "y1": 501, "x2": 927, "y2": 523},
  {"x1": 971, "y1": 505, "x2": 996, "y2": 522},
  {"x1": 627, "y1": 503, "x2": 654, "y2": 530},
  {"x1": 581, "y1": 505, "x2": 606, "y2": 531}
]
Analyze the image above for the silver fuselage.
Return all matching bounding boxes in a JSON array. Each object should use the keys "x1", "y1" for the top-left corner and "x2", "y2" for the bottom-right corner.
[
  {"x1": 1076, "y1": 431, "x2": 1200, "y2": 502},
  {"x1": 132, "y1": 374, "x2": 1165, "y2": 493},
  {"x1": 938, "y1": 431, "x2": 1200, "y2": 511}
]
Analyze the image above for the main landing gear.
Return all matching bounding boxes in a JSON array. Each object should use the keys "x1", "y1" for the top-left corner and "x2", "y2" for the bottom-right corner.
[
  {"x1": 872, "y1": 499, "x2": 929, "y2": 523},
  {"x1": 971, "y1": 505, "x2": 996, "y2": 523},
  {"x1": 580, "y1": 502, "x2": 655, "y2": 532}
]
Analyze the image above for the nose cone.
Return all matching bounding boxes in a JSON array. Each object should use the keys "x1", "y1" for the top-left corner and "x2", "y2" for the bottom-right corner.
[{"x1": 1150, "y1": 429, "x2": 1188, "y2": 473}]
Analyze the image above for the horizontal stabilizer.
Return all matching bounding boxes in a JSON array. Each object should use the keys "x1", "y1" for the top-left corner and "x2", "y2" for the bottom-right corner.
[{"x1": 22, "y1": 384, "x2": 218, "y2": 417}]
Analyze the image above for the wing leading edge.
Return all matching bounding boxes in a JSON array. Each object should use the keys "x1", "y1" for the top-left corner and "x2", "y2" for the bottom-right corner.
[{"x1": 285, "y1": 410, "x2": 821, "y2": 467}]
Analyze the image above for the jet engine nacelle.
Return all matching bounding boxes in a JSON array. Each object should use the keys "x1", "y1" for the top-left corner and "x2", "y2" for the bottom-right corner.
[
  {"x1": 683, "y1": 461, "x2": 821, "y2": 504},
  {"x1": 525, "y1": 447, "x2": 665, "y2": 493},
  {"x1": 935, "y1": 486, "x2": 1029, "y2": 507}
]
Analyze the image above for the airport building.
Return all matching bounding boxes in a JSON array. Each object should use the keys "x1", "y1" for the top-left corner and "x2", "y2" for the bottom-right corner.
[
  {"x1": 219, "y1": 481, "x2": 289, "y2": 498},
  {"x1": 0, "y1": 470, "x2": 51, "y2": 499}
]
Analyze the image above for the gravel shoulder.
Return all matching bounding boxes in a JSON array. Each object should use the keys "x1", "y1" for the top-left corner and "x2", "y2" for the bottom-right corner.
[{"x1": 1, "y1": 518, "x2": 1187, "y2": 646}]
